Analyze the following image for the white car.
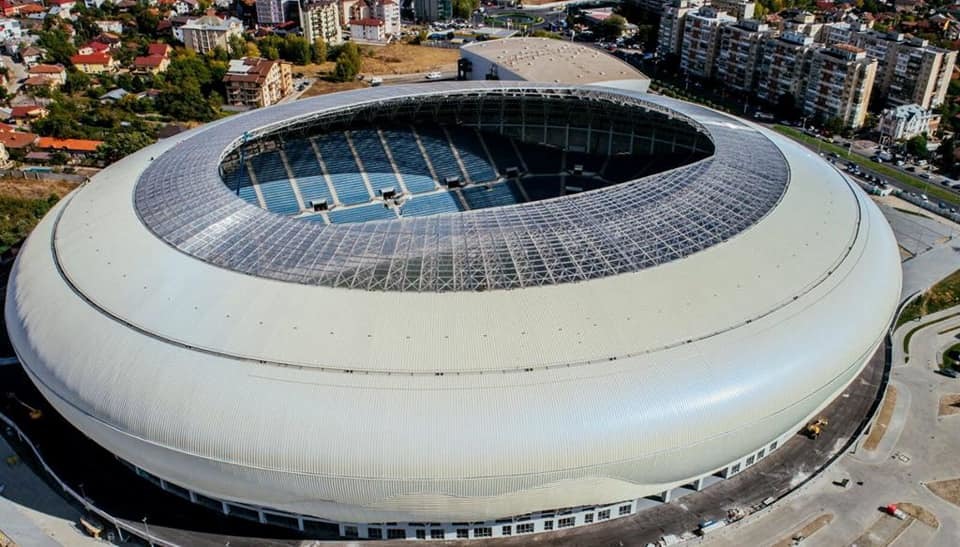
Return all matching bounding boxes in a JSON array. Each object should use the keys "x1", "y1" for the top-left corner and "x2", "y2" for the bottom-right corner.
[{"x1": 425, "y1": 72, "x2": 443, "y2": 80}]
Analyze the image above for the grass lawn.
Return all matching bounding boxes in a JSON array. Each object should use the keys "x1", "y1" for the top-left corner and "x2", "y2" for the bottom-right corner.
[
  {"x1": 772, "y1": 125, "x2": 960, "y2": 207},
  {"x1": 898, "y1": 269, "x2": 960, "y2": 328}
]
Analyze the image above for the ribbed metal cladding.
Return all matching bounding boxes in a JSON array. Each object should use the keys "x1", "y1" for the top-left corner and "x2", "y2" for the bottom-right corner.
[{"x1": 133, "y1": 83, "x2": 789, "y2": 292}]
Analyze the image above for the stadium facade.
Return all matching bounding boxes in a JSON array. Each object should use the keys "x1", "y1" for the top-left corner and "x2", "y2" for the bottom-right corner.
[{"x1": 6, "y1": 82, "x2": 900, "y2": 541}]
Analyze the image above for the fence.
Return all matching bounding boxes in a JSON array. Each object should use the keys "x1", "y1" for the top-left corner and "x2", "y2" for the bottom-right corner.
[{"x1": 0, "y1": 411, "x2": 177, "y2": 546}]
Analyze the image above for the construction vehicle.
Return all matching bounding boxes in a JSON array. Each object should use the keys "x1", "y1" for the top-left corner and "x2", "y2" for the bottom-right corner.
[
  {"x1": 804, "y1": 417, "x2": 829, "y2": 439},
  {"x1": 5, "y1": 392, "x2": 42, "y2": 420}
]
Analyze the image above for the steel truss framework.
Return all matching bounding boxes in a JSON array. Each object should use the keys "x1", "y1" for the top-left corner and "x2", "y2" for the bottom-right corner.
[{"x1": 134, "y1": 83, "x2": 789, "y2": 292}]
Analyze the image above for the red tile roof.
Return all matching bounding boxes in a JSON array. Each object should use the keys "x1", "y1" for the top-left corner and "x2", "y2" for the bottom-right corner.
[
  {"x1": 351, "y1": 18, "x2": 385, "y2": 26},
  {"x1": 147, "y1": 43, "x2": 170, "y2": 57},
  {"x1": 0, "y1": 131, "x2": 38, "y2": 149},
  {"x1": 134, "y1": 55, "x2": 165, "y2": 68},
  {"x1": 70, "y1": 52, "x2": 113, "y2": 65},
  {"x1": 28, "y1": 64, "x2": 64, "y2": 74},
  {"x1": 36, "y1": 137, "x2": 103, "y2": 152},
  {"x1": 10, "y1": 105, "x2": 45, "y2": 118}
]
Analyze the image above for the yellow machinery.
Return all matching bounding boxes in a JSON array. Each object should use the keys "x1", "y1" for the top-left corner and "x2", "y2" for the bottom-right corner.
[
  {"x1": 5, "y1": 392, "x2": 42, "y2": 420},
  {"x1": 805, "y1": 417, "x2": 829, "y2": 439}
]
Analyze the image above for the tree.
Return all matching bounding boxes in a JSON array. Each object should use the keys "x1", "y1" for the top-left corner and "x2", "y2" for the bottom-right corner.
[
  {"x1": 333, "y1": 42, "x2": 362, "y2": 82},
  {"x1": 282, "y1": 35, "x2": 312, "y2": 65},
  {"x1": 452, "y1": 0, "x2": 478, "y2": 19},
  {"x1": 245, "y1": 41, "x2": 261, "y2": 58},
  {"x1": 99, "y1": 131, "x2": 154, "y2": 163},
  {"x1": 36, "y1": 29, "x2": 77, "y2": 65},
  {"x1": 939, "y1": 137, "x2": 956, "y2": 175},
  {"x1": 311, "y1": 37, "x2": 327, "y2": 64},
  {"x1": 907, "y1": 134, "x2": 929, "y2": 159},
  {"x1": 228, "y1": 34, "x2": 247, "y2": 59},
  {"x1": 597, "y1": 15, "x2": 626, "y2": 41}
]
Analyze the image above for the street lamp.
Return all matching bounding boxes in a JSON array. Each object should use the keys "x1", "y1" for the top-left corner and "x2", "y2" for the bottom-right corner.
[{"x1": 142, "y1": 517, "x2": 152, "y2": 547}]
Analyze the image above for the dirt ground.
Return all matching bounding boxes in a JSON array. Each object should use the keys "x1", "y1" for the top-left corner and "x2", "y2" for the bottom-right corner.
[
  {"x1": 303, "y1": 44, "x2": 458, "y2": 80},
  {"x1": 938, "y1": 394, "x2": 960, "y2": 417},
  {"x1": 865, "y1": 385, "x2": 898, "y2": 450},
  {"x1": 928, "y1": 479, "x2": 960, "y2": 507},
  {"x1": 898, "y1": 502, "x2": 939, "y2": 528},
  {"x1": 300, "y1": 79, "x2": 366, "y2": 98},
  {"x1": 770, "y1": 513, "x2": 833, "y2": 547},
  {"x1": 0, "y1": 178, "x2": 78, "y2": 200}
]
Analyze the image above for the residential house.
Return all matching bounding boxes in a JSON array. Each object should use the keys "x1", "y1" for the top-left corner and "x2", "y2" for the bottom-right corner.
[
  {"x1": 85, "y1": 0, "x2": 107, "y2": 9},
  {"x1": 222, "y1": 57, "x2": 292, "y2": 108},
  {"x1": 36, "y1": 137, "x2": 103, "y2": 160},
  {"x1": 9, "y1": 105, "x2": 48, "y2": 127},
  {"x1": 133, "y1": 43, "x2": 171, "y2": 74},
  {"x1": 27, "y1": 64, "x2": 67, "y2": 85},
  {"x1": 0, "y1": 127, "x2": 38, "y2": 151},
  {"x1": 20, "y1": 46, "x2": 43, "y2": 67},
  {"x1": 95, "y1": 20, "x2": 123, "y2": 34},
  {"x1": 350, "y1": 17, "x2": 385, "y2": 42},
  {"x1": 0, "y1": 18, "x2": 21, "y2": 41},
  {"x1": 70, "y1": 52, "x2": 119, "y2": 73},
  {"x1": 879, "y1": 103, "x2": 940, "y2": 141}
]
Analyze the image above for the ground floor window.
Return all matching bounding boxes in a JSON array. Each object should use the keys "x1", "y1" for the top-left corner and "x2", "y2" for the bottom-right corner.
[
  {"x1": 543, "y1": 520, "x2": 554, "y2": 531},
  {"x1": 619, "y1": 504, "x2": 632, "y2": 516},
  {"x1": 501, "y1": 525, "x2": 512, "y2": 536},
  {"x1": 558, "y1": 517, "x2": 575, "y2": 528},
  {"x1": 456, "y1": 529, "x2": 468, "y2": 538},
  {"x1": 584, "y1": 513, "x2": 594, "y2": 523},
  {"x1": 598, "y1": 509, "x2": 611, "y2": 520},
  {"x1": 474, "y1": 527, "x2": 492, "y2": 538},
  {"x1": 430, "y1": 529, "x2": 445, "y2": 539},
  {"x1": 517, "y1": 523, "x2": 534, "y2": 534}
]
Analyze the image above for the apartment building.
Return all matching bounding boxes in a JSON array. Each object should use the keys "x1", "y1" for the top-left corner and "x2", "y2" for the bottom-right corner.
[
  {"x1": 657, "y1": 0, "x2": 702, "y2": 58},
  {"x1": 181, "y1": 10, "x2": 243, "y2": 55},
  {"x1": 715, "y1": 19, "x2": 771, "y2": 92},
  {"x1": 680, "y1": 6, "x2": 735, "y2": 78},
  {"x1": 878, "y1": 103, "x2": 939, "y2": 141},
  {"x1": 802, "y1": 44, "x2": 877, "y2": 129},
  {"x1": 884, "y1": 37, "x2": 956, "y2": 109},
  {"x1": 710, "y1": 0, "x2": 755, "y2": 20},
  {"x1": 414, "y1": 0, "x2": 451, "y2": 22},
  {"x1": 256, "y1": 0, "x2": 297, "y2": 25},
  {"x1": 756, "y1": 31, "x2": 815, "y2": 105},
  {"x1": 223, "y1": 57, "x2": 293, "y2": 108},
  {"x1": 823, "y1": 29, "x2": 957, "y2": 109},
  {"x1": 302, "y1": 0, "x2": 343, "y2": 45}
]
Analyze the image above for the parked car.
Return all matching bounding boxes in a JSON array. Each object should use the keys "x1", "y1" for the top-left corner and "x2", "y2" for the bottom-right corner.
[{"x1": 425, "y1": 71, "x2": 443, "y2": 80}]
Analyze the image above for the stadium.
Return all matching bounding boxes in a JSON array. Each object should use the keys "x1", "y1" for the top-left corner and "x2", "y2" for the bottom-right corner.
[{"x1": 5, "y1": 81, "x2": 901, "y2": 541}]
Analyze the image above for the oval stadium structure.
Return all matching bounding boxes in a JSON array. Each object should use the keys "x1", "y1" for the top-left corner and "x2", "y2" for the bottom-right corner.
[{"x1": 5, "y1": 82, "x2": 901, "y2": 541}]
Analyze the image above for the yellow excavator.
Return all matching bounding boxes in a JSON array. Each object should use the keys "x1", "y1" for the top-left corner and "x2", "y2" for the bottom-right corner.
[
  {"x1": 805, "y1": 417, "x2": 829, "y2": 439},
  {"x1": 5, "y1": 392, "x2": 42, "y2": 420}
]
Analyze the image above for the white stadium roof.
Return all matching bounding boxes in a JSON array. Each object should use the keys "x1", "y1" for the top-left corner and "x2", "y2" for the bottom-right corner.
[{"x1": 6, "y1": 83, "x2": 900, "y2": 533}]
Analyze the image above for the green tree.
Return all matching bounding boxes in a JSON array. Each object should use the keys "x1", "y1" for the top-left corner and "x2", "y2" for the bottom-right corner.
[
  {"x1": 939, "y1": 137, "x2": 956, "y2": 175},
  {"x1": 282, "y1": 35, "x2": 312, "y2": 65},
  {"x1": 333, "y1": 42, "x2": 362, "y2": 82},
  {"x1": 907, "y1": 134, "x2": 929, "y2": 158},
  {"x1": 228, "y1": 34, "x2": 247, "y2": 59},
  {"x1": 311, "y1": 37, "x2": 327, "y2": 64},
  {"x1": 452, "y1": 0, "x2": 478, "y2": 19},
  {"x1": 99, "y1": 131, "x2": 154, "y2": 163},
  {"x1": 597, "y1": 15, "x2": 626, "y2": 41},
  {"x1": 36, "y1": 29, "x2": 77, "y2": 66}
]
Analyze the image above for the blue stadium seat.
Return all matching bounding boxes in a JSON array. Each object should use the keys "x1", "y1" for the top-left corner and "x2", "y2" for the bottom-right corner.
[
  {"x1": 416, "y1": 128, "x2": 464, "y2": 181},
  {"x1": 285, "y1": 140, "x2": 332, "y2": 205},
  {"x1": 328, "y1": 203, "x2": 397, "y2": 224},
  {"x1": 224, "y1": 162, "x2": 260, "y2": 207},
  {"x1": 563, "y1": 175, "x2": 608, "y2": 194},
  {"x1": 462, "y1": 181, "x2": 524, "y2": 210},
  {"x1": 250, "y1": 152, "x2": 300, "y2": 215},
  {"x1": 400, "y1": 192, "x2": 464, "y2": 217},
  {"x1": 447, "y1": 128, "x2": 497, "y2": 183},
  {"x1": 381, "y1": 128, "x2": 437, "y2": 193},
  {"x1": 315, "y1": 134, "x2": 372, "y2": 205},
  {"x1": 478, "y1": 132, "x2": 523, "y2": 174},
  {"x1": 349, "y1": 130, "x2": 401, "y2": 194}
]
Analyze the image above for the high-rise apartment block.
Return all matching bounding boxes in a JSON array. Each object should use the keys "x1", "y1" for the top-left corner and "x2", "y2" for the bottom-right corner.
[
  {"x1": 680, "y1": 6, "x2": 736, "y2": 78},
  {"x1": 802, "y1": 44, "x2": 877, "y2": 129},
  {"x1": 302, "y1": 0, "x2": 343, "y2": 45},
  {"x1": 715, "y1": 19, "x2": 771, "y2": 92}
]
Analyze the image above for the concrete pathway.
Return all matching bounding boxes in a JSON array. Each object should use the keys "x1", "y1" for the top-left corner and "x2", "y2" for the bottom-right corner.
[
  {"x1": 0, "y1": 435, "x2": 102, "y2": 547},
  {"x1": 705, "y1": 311, "x2": 960, "y2": 547}
]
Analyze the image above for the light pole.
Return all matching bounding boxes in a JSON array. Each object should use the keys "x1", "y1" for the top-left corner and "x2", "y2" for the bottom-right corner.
[{"x1": 142, "y1": 517, "x2": 152, "y2": 547}]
